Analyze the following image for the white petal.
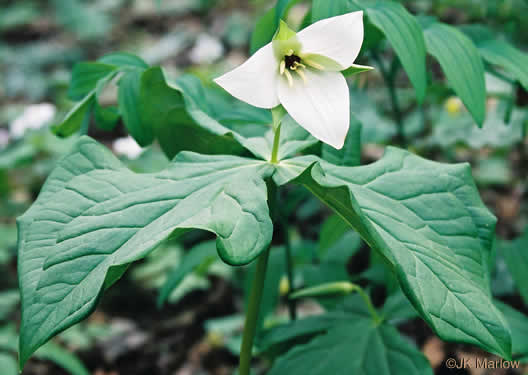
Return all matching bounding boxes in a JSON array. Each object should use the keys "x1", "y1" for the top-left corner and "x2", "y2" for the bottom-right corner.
[
  {"x1": 278, "y1": 70, "x2": 349, "y2": 149},
  {"x1": 214, "y1": 43, "x2": 280, "y2": 109},
  {"x1": 298, "y1": 11, "x2": 364, "y2": 70}
]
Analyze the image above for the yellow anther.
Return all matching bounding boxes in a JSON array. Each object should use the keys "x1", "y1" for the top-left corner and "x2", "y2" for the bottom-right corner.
[
  {"x1": 303, "y1": 58, "x2": 325, "y2": 70},
  {"x1": 280, "y1": 60, "x2": 286, "y2": 75},
  {"x1": 294, "y1": 61, "x2": 306, "y2": 69},
  {"x1": 284, "y1": 69, "x2": 294, "y2": 87},
  {"x1": 295, "y1": 69, "x2": 307, "y2": 84}
]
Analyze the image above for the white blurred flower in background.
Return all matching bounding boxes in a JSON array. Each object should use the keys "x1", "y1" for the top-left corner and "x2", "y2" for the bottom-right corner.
[
  {"x1": 10, "y1": 103, "x2": 56, "y2": 139},
  {"x1": 113, "y1": 136, "x2": 144, "y2": 159},
  {"x1": 189, "y1": 34, "x2": 224, "y2": 65}
]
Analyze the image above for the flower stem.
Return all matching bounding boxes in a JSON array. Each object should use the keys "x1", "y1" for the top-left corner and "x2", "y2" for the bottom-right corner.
[
  {"x1": 238, "y1": 247, "x2": 270, "y2": 375},
  {"x1": 238, "y1": 180, "x2": 277, "y2": 375},
  {"x1": 270, "y1": 123, "x2": 282, "y2": 164}
]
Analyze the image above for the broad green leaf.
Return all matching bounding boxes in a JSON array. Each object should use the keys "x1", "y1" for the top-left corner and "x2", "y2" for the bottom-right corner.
[
  {"x1": 52, "y1": 91, "x2": 95, "y2": 137},
  {"x1": 139, "y1": 67, "x2": 246, "y2": 158},
  {"x1": 275, "y1": 148, "x2": 511, "y2": 358},
  {"x1": 423, "y1": 22, "x2": 486, "y2": 126},
  {"x1": 250, "y1": 8, "x2": 276, "y2": 54},
  {"x1": 495, "y1": 301, "x2": 528, "y2": 362},
  {"x1": 98, "y1": 52, "x2": 149, "y2": 70},
  {"x1": 67, "y1": 62, "x2": 116, "y2": 101},
  {"x1": 269, "y1": 308, "x2": 432, "y2": 375},
  {"x1": 17, "y1": 136, "x2": 273, "y2": 366},
  {"x1": 322, "y1": 114, "x2": 361, "y2": 167},
  {"x1": 364, "y1": 1, "x2": 428, "y2": 103},
  {"x1": 157, "y1": 241, "x2": 218, "y2": 307},
  {"x1": 500, "y1": 230, "x2": 528, "y2": 304},
  {"x1": 0, "y1": 353, "x2": 17, "y2": 375},
  {"x1": 118, "y1": 70, "x2": 155, "y2": 146}
]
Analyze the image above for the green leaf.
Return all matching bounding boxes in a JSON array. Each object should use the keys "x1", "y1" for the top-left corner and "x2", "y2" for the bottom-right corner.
[
  {"x1": 318, "y1": 215, "x2": 350, "y2": 252},
  {"x1": 118, "y1": 70, "x2": 155, "y2": 147},
  {"x1": 98, "y1": 52, "x2": 149, "y2": 70},
  {"x1": 500, "y1": 230, "x2": 528, "y2": 304},
  {"x1": 52, "y1": 91, "x2": 95, "y2": 138},
  {"x1": 250, "y1": 0, "x2": 300, "y2": 54},
  {"x1": 17, "y1": 136, "x2": 273, "y2": 366},
  {"x1": 268, "y1": 308, "x2": 432, "y2": 375},
  {"x1": 322, "y1": 114, "x2": 361, "y2": 167},
  {"x1": 423, "y1": 22, "x2": 486, "y2": 126},
  {"x1": 364, "y1": 1, "x2": 428, "y2": 103},
  {"x1": 462, "y1": 25, "x2": 528, "y2": 91},
  {"x1": 242, "y1": 114, "x2": 317, "y2": 161},
  {"x1": 0, "y1": 353, "x2": 17, "y2": 375},
  {"x1": 275, "y1": 148, "x2": 511, "y2": 358},
  {"x1": 139, "y1": 67, "x2": 246, "y2": 158},
  {"x1": 311, "y1": 0, "x2": 354, "y2": 22},
  {"x1": 36, "y1": 342, "x2": 90, "y2": 375},
  {"x1": 67, "y1": 62, "x2": 116, "y2": 101},
  {"x1": 157, "y1": 241, "x2": 218, "y2": 307},
  {"x1": 250, "y1": 8, "x2": 276, "y2": 54},
  {"x1": 93, "y1": 103, "x2": 120, "y2": 131},
  {"x1": 259, "y1": 312, "x2": 345, "y2": 354},
  {"x1": 495, "y1": 301, "x2": 528, "y2": 361}
]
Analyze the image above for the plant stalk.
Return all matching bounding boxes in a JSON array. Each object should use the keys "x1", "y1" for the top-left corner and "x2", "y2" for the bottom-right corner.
[
  {"x1": 270, "y1": 123, "x2": 282, "y2": 164},
  {"x1": 238, "y1": 168, "x2": 278, "y2": 375},
  {"x1": 238, "y1": 247, "x2": 270, "y2": 375}
]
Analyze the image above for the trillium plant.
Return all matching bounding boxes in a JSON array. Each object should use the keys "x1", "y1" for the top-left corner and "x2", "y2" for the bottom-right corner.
[{"x1": 17, "y1": 2, "x2": 519, "y2": 375}]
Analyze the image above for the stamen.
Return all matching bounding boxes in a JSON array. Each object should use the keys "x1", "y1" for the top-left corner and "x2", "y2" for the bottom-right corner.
[
  {"x1": 293, "y1": 61, "x2": 306, "y2": 69},
  {"x1": 280, "y1": 60, "x2": 286, "y2": 75},
  {"x1": 295, "y1": 69, "x2": 307, "y2": 84},
  {"x1": 303, "y1": 58, "x2": 325, "y2": 71},
  {"x1": 284, "y1": 70, "x2": 294, "y2": 87}
]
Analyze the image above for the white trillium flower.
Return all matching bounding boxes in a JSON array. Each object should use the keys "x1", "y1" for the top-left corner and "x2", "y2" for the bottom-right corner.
[{"x1": 215, "y1": 11, "x2": 366, "y2": 149}]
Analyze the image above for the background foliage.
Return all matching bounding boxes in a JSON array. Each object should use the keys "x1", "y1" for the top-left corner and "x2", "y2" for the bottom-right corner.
[{"x1": 1, "y1": 0, "x2": 528, "y2": 374}]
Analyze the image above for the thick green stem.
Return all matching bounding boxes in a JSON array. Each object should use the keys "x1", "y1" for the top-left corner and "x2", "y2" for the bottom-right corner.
[
  {"x1": 238, "y1": 180, "x2": 277, "y2": 375},
  {"x1": 238, "y1": 247, "x2": 270, "y2": 375}
]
